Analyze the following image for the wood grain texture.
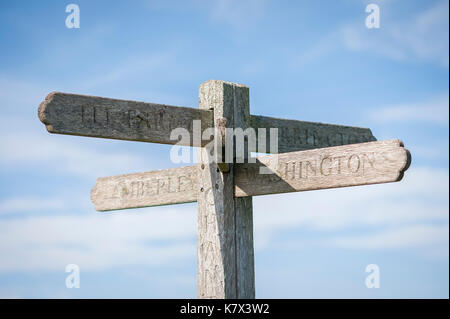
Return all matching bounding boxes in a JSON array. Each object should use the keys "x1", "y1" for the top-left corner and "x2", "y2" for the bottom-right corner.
[
  {"x1": 197, "y1": 80, "x2": 238, "y2": 299},
  {"x1": 90, "y1": 139, "x2": 410, "y2": 211},
  {"x1": 196, "y1": 81, "x2": 255, "y2": 298},
  {"x1": 38, "y1": 92, "x2": 376, "y2": 152},
  {"x1": 234, "y1": 139, "x2": 411, "y2": 197},
  {"x1": 250, "y1": 115, "x2": 376, "y2": 153},
  {"x1": 38, "y1": 92, "x2": 213, "y2": 146},
  {"x1": 91, "y1": 166, "x2": 198, "y2": 211},
  {"x1": 232, "y1": 85, "x2": 255, "y2": 299}
]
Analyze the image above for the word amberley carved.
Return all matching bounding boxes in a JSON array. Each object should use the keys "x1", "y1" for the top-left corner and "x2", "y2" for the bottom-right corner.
[
  {"x1": 38, "y1": 80, "x2": 411, "y2": 299},
  {"x1": 90, "y1": 139, "x2": 409, "y2": 211}
]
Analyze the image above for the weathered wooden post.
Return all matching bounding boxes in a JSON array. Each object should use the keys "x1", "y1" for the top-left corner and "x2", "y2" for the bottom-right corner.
[
  {"x1": 38, "y1": 79, "x2": 411, "y2": 299},
  {"x1": 197, "y1": 80, "x2": 255, "y2": 298}
]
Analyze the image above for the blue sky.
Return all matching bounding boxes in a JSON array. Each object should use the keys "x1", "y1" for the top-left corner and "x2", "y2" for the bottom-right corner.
[{"x1": 0, "y1": 0, "x2": 448, "y2": 298}]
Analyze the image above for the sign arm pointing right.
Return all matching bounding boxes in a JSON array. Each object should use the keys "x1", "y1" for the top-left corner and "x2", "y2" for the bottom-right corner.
[{"x1": 91, "y1": 139, "x2": 410, "y2": 211}]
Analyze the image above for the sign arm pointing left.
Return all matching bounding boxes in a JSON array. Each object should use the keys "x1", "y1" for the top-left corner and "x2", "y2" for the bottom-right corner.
[
  {"x1": 38, "y1": 92, "x2": 378, "y2": 152},
  {"x1": 38, "y1": 92, "x2": 213, "y2": 146}
]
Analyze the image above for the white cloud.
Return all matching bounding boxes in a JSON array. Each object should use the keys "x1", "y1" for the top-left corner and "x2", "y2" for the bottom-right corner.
[
  {"x1": 290, "y1": 32, "x2": 341, "y2": 68},
  {"x1": 143, "y1": 0, "x2": 267, "y2": 30},
  {"x1": 292, "y1": 1, "x2": 449, "y2": 68},
  {"x1": 209, "y1": 0, "x2": 267, "y2": 29},
  {"x1": 0, "y1": 77, "x2": 48, "y2": 114},
  {"x1": 368, "y1": 94, "x2": 449, "y2": 125},
  {"x1": 332, "y1": 224, "x2": 449, "y2": 249},
  {"x1": 0, "y1": 132, "x2": 149, "y2": 178},
  {"x1": 253, "y1": 166, "x2": 449, "y2": 249},
  {"x1": 0, "y1": 206, "x2": 197, "y2": 271},
  {"x1": 0, "y1": 197, "x2": 65, "y2": 214},
  {"x1": 407, "y1": 139, "x2": 449, "y2": 161},
  {"x1": 341, "y1": 0, "x2": 449, "y2": 67},
  {"x1": 78, "y1": 52, "x2": 177, "y2": 91},
  {"x1": 0, "y1": 165, "x2": 447, "y2": 271}
]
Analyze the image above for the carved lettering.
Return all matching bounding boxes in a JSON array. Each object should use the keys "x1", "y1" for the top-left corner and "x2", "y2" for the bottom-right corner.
[
  {"x1": 348, "y1": 154, "x2": 361, "y2": 173},
  {"x1": 320, "y1": 156, "x2": 332, "y2": 176},
  {"x1": 91, "y1": 140, "x2": 410, "y2": 211},
  {"x1": 264, "y1": 150, "x2": 396, "y2": 183},
  {"x1": 81, "y1": 105, "x2": 109, "y2": 126},
  {"x1": 104, "y1": 172, "x2": 195, "y2": 204},
  {"x1": 305, "y1": 160, "x2": 317, "y2": 177}
]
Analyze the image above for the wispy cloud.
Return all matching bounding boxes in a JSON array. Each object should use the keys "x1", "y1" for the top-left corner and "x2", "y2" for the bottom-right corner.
[
  {"x1": 291, "y1": 1, "x2": 449, "y2": 68},
  {"x1": 290, "y1": 32, "x2": 341, "y2": 68},
  {"x1": 78, "y1": 52, "x2": 177, "y2": 91},
  {"x1": 253, "y1": 166, "x2": 449, "y2": 250},
  {"x1": 0, "y1": 197, "x2": 65, "y2": 215},
  {"x1": 368, "y1": 94, "x2": 449, "y2": 125},
  {"x1": 332, "y1": 224, "x2": 449, "y2": 250},
  {"x1": 0, "y1": 206, "x2": 196, "y2": 271},
  {"x1": 1, "y1": 165, "x2": 446, "y2": 270},
  {"x1": 0, "y1": 76, "x2": 48, "y2": 115},
  {"x1": 0, "y1": 132, "x2": 149, "y2": 178},
  {"x1": 208, "y1": 0, "x2": 267, "y2": 29},
  {"x1": 341, "y1": 0, "x2": 449, "y2": 67},
  {"x1": 409, "y1": 140, "x2": 449, "y2": 161}
]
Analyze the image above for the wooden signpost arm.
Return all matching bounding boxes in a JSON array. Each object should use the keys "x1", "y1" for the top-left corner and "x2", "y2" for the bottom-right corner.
[
  {"x1": 38, "y1": 92, "x2": 213, "y2": 147},
  {"x1": 91, "y1": 139, "x2": 410, "y2": 211},
  {"x1": 251, "y1": 115, "x2": 376, "y2": 153},
  {"x1": 38, "y1": 92, "x2": 376, "y2": 152}
]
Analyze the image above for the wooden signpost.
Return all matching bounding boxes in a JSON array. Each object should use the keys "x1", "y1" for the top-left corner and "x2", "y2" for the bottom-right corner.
[{"x1": 38, "y1": 80, "x2": 411, "y2": 299}]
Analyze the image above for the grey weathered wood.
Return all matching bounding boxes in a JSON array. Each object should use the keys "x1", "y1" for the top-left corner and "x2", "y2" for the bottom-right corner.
[
  {"x1": 91, "y1": 166, "x2": 198, "y2": 211},
  {"x1": 232, "y1": 84, "x2": 255, "y2": 299},
  {"x1": 90, "y1": 140, "x2": 410, "y2": 211},
  {"x1": 38, "y1": 92, "x2": 213, "y2": 146},
  {"x1": 38, "y1": 92, "x2": 376, "y2": 152},
  {"x1": 197, "y1": 80, "x2": 237, "y2": 299},
  {"x1": 250, "y1": 114, "x2": 376, "y2": 153},
  {"x1": 37, "y1": 81, "x2": 412, "y2": 300},
  {"x1": 197, "y1": 80, "x2": 255, "y2": 299},
  {"x1": 235, "y1": 139, "x2": 411, "y2": 197}
]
